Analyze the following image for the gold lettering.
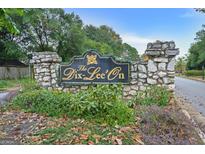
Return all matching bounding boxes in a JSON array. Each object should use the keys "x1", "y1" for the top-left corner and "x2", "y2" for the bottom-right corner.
[
  {"x1": 84, "y1": 67, "x2": 101, "y2": 80},
  {"x1": 78, "y1": 65, "x2": 87, "y2": 71},
  {"x1": 119, "y1": 73, "x2": 125, "y2": 79},
  {"x1": 107, "y1": 67, "x2": 122, "y2": 80},
  {"x1": 101, "y1": 73, "x2": 105, "y2": 79},
  {"x1": 96, "y1": 73, "x2": 101, "y2": 79},
  {"x1": 63, "y1": 68, "x2": 76, "y2": 80}
]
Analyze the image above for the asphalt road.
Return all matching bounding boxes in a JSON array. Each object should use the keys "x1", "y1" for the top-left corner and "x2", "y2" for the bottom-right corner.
[
  {"x1": 0, "y1": 92, "x2": 10, "y2": 106},
  {"x1": 175, "y1": 77, "x2": 205, "y2": 116}
]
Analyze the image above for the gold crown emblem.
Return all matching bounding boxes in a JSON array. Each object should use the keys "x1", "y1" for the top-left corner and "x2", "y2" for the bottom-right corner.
[{"x1": 87, "y1": 54, "x2": 97, "y2": 65}]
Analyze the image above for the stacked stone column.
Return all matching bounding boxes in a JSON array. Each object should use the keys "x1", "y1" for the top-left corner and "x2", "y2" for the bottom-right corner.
[
  {"x1": 123, "y1": 40, "x2": 179, "y2": 99},
  {"x1": 30, "y1": 52, "x2": 62, "y2": 89}
]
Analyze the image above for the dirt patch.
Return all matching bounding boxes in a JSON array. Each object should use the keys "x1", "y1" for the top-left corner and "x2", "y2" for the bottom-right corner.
[
  {"x1": 0, "y1": 109, "x2": 48, "y2": 144},
  {"x1": 136, "y1": 102, "x2": 203, "y2": 144}
]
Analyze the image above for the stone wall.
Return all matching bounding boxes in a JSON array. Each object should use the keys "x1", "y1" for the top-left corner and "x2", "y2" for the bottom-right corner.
[
  {"x1": 30, "y1": 40, "x2": 179, "y2": 99},
  {"x1": 122, "y1": 40, "x2": 179, "y2": 99},
  {"x1": 30, "y1": 52, "x2": 61, "y2": 89}
]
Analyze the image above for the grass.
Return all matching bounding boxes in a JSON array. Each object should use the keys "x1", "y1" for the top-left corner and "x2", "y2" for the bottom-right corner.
[
  {"x1": 0, "y1": 78, "x2": 35, "y2": 91},
  {"x1": 0, "y1": 79, "x2": 18, "y2": 91}
]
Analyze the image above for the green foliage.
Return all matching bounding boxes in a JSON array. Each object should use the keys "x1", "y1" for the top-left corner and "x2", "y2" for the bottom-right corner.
[
  {"x1": 0, "y1": 78, "x2": 35, "y2": 91},
  {"x1": 12, "y1": 85, "x2": 135, "y2": 126},
  {"x1": 184, "y1": 70, "x2": 204, "y2": 76},
  {"x1": 0, "y1": 9, "x2": 26, "y2": 60},
  {"x1": 83, "y1": 39, "x2": 113, "y2": 55},
  {"x1": 0, "y1": 8, "x2": 139, "y2": 62},
  {"x1": 122, "y1": 43, "x2": 139, "y2": 61},
  {"x1": 175, "y1": 56, "x2": 187, "y2": 74},
  {"x1": 0, "y1": 8, "x2": 24, "y2": 34},
  {"x1": 186, "y1": 9, "x2": 205, "y2": 70},
  {"x1": 130, "y1": 86, "x2": 171, "y2": 107},
  {"x1": 187, "y1": 24, "x2": 205, "y2": 70},
  {"x1": 0, "y1": 80, "x2": 16, "y2": 91},
  {"x1": 83, "y1": 24, "x2": 139, "y2": 61}
]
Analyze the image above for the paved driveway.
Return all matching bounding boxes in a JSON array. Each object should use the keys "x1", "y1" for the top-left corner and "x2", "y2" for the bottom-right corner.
[{"x1": 175, "y1": 77, "x2": 205, "y2": 116}]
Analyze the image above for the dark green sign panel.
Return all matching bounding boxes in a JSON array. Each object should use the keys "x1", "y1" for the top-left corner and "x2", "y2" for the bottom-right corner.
[{"x1": 59, "y1": 50, "x2": 130, "y2": 85}]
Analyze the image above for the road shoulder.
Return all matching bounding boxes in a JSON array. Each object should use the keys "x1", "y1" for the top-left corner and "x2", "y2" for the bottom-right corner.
[
  {"x1": 175, "y1": 96, "x2": 205, "y2": 143},
  {"x1": 177, "y1": 75, "x2": 205, "y2": 83}
]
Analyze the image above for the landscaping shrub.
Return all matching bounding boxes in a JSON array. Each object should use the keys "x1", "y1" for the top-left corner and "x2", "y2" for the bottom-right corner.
[
  {"x1": 18, "y1": 78, "x2": 40, "y2": 91},
  {"x1": 12, "y1": 85, "x2": 135, "y2": 126},
  {"x1": 184, "y1": 70, "x2": 204, "y2": 76},
  {"x1": 130, "y1": 85, "x2": 171, "y2": 107}
]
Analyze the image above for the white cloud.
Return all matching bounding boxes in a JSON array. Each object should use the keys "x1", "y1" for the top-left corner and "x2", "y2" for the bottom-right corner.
[{"x1": 121, "y1": 34, "x2": 156, "y2": 54}]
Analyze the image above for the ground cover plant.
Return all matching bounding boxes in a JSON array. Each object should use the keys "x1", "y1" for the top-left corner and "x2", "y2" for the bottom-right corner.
[
  {"x1": 128, "y1": 85, "x2": 171, "y2": 107},
  {"x1": 11, "y1": 84, "x2": 135, "y2": 126}
]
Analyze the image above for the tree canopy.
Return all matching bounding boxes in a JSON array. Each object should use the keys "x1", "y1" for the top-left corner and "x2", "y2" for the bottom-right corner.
[
  {"x1": 186, "y1": 9, "x2": 205, "y2": 70},
  {"x1": 187, "y1": 25, "x2": 205, "y2": 69},
  {"x1": 0, "y1": 8, "x2": 139, "y2": 62}
]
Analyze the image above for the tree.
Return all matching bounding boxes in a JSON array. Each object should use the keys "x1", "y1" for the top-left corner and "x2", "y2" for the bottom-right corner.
[
  {"x1": 56, "y1": 12, "x2": 85, "y2": 61},
  {"x1": 175, "y1": 56, "x2": 187, "y2": 73},
  {"x1": 187, "y1": 25, "x2": 205, "y2": 69},
  {"x1": 0, "y1": 9, "x2": 26, "y2": 60},
  {"x1": 0, "y1": 8, "x2": 139, "y2": 62},
  {"x1": 186, "y1": 9, "x2": 205, "y2": 70},
  {"x1": 122, "y1": 43, "x2": 139, "y2": 61},
  {"x1": 0, "y1": 8, "x2": 24, "y2": 34},
  {"x1": 83, "y1": 24, "x2": 139, "y2": 61}
]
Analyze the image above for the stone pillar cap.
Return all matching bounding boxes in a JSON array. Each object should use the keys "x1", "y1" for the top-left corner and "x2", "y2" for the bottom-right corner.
[
  {"x1": 145, "y1": 40, "x2": 179, "y2": 57},
  {"x1": 30, "y1": 51, "x2": 62, "y2": 64}
]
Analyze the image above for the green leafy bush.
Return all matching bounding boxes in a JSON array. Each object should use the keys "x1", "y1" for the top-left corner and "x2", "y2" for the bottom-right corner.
[
  {"x1": 12, "y1": 85, "x2": 134, "y2": 126},
  {"x1": 131, "y1": 86, "x2": 171, "y2": 107},
  {"x1": 184, "y1": 70, "x2": 204, "y2": 76}
]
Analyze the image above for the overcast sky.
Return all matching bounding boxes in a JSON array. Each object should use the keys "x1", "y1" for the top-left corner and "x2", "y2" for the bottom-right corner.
[{"x1": 65, "y1": 8, "x2": 205, "y2": 57}]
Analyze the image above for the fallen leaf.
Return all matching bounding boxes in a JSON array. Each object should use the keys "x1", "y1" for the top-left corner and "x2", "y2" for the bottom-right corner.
[
  {"x1": 119, "y1": 127, "x2": 132, "y2": 133},
  {"x1": 92, "y1": 134, "x2": 101, "y2": 144},
  {"x1": 80, "y1": 134, "x2": 88, "y2": 140},
  {"x1": 42, "y1": 134, "x2": 50, "y2": 139},
  {"x1": 133, "y1": 135, "x2": 144, "y2": 145},
  {"x1": 115, "y1": 138, "x2": 122, "y2": 145},
  {"x1": 31, "y1": 137, "x2": 40, "y2": 142},
  {"x1": 0, "y1": 131, "x2": 7, "y2": 138},
  {"x1": 88, "y1": 141, "x2": 94, "y2": 145}
]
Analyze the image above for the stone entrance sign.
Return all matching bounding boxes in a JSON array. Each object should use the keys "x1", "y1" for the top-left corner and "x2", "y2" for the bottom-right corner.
[
  {"x1": 30, "y1": 40, "x2": 179, "y2": 99},
  {"x1": 59, "y1": 50, "x2": 130, "y2": 86}
]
